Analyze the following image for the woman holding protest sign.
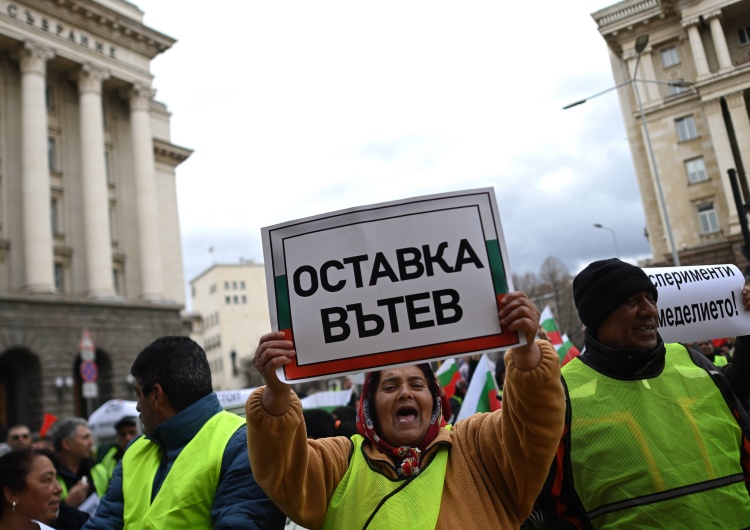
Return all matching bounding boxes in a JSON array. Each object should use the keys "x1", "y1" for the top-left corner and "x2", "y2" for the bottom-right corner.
[{"x1": 246, "y1": 291, "x2": 565, "y2": 529}]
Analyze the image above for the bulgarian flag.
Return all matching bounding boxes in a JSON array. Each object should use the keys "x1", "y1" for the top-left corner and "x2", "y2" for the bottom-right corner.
[
  {"x1": 540, "y1": 306, "x2": 563, "y2": 347},
  {"x1": 559, "y1": 334, "x2": 582, "y2": 366},
  {"x1": 435, "y1": 358, "x2": 461, "y2": 399},
  {"x1": 455, "y1": 354, "x2": 502, "y2": 422}
]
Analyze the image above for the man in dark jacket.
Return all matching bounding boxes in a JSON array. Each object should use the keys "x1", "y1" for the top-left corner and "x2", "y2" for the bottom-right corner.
[
  {"x1": 523, "y1": 258, "x2": 750, "y2": 529},
  {"x1": 83, "y1": 336, "x2": 285, "y2": 530}
]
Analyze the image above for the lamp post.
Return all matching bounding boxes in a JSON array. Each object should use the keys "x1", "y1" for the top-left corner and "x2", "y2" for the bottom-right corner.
[
  {"x1": 565, "y1": 33, "x2": 684, "y2": 266},
  {"x1": 594, "y1": 223, "x2": 620, "y2": 258}
]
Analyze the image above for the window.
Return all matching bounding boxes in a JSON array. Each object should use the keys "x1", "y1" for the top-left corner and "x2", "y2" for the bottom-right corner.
[
  {"x1": 675, "y1": 116, "x2": 698, "y2": 142},
  {"x1": 233, "y1": 281, "x2": 238, "y2": 289},
  {"x1": 46, "y1": 84, "x2": 56, "y2": 111},
  {"x1": 668, "y1": 81, "x2": 688, "y2": 96},
  {"x1": 240, "y1": 281, "x2": 246, "y2": 289},
  {"x1": 54, "y1": 262, "x2": 65, "y2": 292},
  {"x1": 661, "y1": 46, "x2": 680, "y2": 68},
  {"x1": 50, "y1": 196, "x2": 61, "y2": 234},
  {"x1": 233, "y1": 295, "x2": 238, "y2": 304},
  {"x1": 48, "y1": 136, "x2": 59, "y2": 171},
  {"x1": 104, "y1": 149, "x2": 113, "y2": 185},
  {"x1": 242, "y1": 295, "x2": 247, "y2": 304},
  {"x1": 109, "y1": 202, "x2": 117, "y2": 242},
  {"x1": 224, "y1": 281, "x2": 229, "y2": 290},
  {"x1": 698, "y1": 203, "x2": 720, "y2": 234},
  {"x1": 113, "y1": 266, "x2": 123, "y2": 295},
  {"x1": 225, "y1": 296, "x2": 230, "y2": 304},
  {"x1": 685, "y1": 157, "x2": 708, "y2": 183},
  {"x1": 739, "y1": 26, "x2": 750, "y2": 45}
]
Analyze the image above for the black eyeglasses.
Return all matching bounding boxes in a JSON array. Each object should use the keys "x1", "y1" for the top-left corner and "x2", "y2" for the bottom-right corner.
[{"x1": 10, "y1": 434, "x2": 30, "y2": 440}]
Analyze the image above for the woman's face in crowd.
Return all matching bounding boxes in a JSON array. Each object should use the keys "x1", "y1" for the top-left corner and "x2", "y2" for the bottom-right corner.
[
  {"x1": 374, "y1": 365, "x2": 434, "y2": 447},
  {"x1": 16, "y1": 455, "x2": 62, "y2": 524}
]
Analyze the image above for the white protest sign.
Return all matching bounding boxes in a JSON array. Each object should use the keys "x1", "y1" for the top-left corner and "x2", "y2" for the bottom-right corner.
[
  {"x1": 644, "y1": 264, "x2": 750, "y2": 343},
  {"x1": 261, "y1": 188, "x2": 521, "y2": 383}
]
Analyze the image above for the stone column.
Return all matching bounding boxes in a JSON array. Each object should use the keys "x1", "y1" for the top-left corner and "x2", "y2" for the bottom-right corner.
[
  {"x1": 17, "y1": 42, "x2": 55, "y2": 293},
  {"x1": 77, "y1": 64, "x2": 115, "y2": 298},
  {"x1": 683, "y1": 19, "x2": 710, "y2": 78},
  {"x1": 707, "y1": 12, "x2": 733, "y2": 72},
  {"x1": 639, "y1": 49, "x2": 661, "y2": 103},
  {"x1": 726, "y1": 91, "x2": 750, "y2": 182},
  {"x1": 128, "y1": 84, "x2": 163, "y2": 301},
  {"x1": 703, "y1": 98, "x2": 739, "y2": 234},
  {"x1": 625, "y1": 50, "x2": 660, "y2": 105}
]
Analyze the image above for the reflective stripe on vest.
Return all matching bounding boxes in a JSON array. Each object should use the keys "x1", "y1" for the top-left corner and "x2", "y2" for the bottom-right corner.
[
  {"x1": 121, "y1": 411, "x2": 244, "y2": 530},
  {"x1": 563, "y1": 344, "x2": 750, "y2": 529},
  {"x1": 322, "y1": 429, "x2": 450, "y2": 530}
]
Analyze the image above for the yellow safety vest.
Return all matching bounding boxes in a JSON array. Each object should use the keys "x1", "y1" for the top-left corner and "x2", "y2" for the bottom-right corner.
[
  {"x1": 322, "y1": 427, "x2": 450, "y2": 530},
  {"x1": 563, "y1": 343, "x2": 750, "y2": 528},
  {"x1": 713, "y1": 354, "x2": 729, "y2": 367},
  {"x1": 98, "y1": 446, "x2": 118, "y2": 480},
  {"x1": 56, "y1": 463, "x2": 110, "y2": 500},
  {"x1": 121, "y1": 411, "x2": 244, "y2": 530}
]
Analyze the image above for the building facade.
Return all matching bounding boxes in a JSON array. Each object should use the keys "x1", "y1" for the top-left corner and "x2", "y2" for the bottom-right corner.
[
  {"x1": 189, "y1": 263, "x2": 271, "y2": 390},
  {"x1": 0, "y1": 0, "x2": 191, "y2": 429},
  {"x1": 594, "y1": 0, "x2": 750, "y2": 269}
]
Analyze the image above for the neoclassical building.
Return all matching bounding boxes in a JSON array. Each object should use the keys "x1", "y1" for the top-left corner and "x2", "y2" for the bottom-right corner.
[
  {"x1": 593, "y1": 0, "x2": 750, "y2": 268},
  {"x1": 189, "y1": 262, "x2": 270, "y2": 391},
  {"x1": 0, "y1": 0, "x2": 191, "y2": 429}
]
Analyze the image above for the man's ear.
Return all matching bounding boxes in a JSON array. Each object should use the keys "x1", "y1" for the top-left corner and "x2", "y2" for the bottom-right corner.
[{"x1": 151, "y1": 383, "x2": 165, "y2": 408}]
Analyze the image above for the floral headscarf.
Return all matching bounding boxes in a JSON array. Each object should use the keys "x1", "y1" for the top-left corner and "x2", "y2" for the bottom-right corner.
[{"x1": 355, "y1": 363, "x2": 449, "y2": 477}]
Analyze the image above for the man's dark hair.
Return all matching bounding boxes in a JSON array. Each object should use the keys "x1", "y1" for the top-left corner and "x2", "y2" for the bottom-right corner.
[{"x1": 131, "y1": 336, "x2": 213, "y2": 412}]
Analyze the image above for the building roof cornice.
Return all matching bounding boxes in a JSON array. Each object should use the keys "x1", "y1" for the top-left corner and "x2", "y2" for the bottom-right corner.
[
  {"x1": 153, "y1": 138, "x2": 193, "y2": 167},
  {"x1": 16, "y1": 0, "x2": 175, "y2": 58},
  {"x1": 593, "y1": 0, "x2": 675, "y2": 33}
]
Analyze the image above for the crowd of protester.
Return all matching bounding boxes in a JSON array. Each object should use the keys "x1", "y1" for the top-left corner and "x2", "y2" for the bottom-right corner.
[{"x1": 2, "y1": 256, "x2": 749, "y2": 529}]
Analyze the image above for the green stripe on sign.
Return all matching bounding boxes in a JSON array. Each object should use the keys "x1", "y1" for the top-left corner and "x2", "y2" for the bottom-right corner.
[
  {"x1": 485, "y1": 240, "x2": 507, "y2": 295},
  {"x1": 275, "y1": 275, "x2": 291, "y2": 330}
]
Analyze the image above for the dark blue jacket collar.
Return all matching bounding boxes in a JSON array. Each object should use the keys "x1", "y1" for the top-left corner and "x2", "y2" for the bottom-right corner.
[{"x1": 148, "y1": 393, "x2": 222, "y2": 450}]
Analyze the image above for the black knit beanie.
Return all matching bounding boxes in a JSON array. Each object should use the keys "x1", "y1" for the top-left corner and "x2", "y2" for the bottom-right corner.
[{"x1": 573, "y1": 258, "x2": 658, "y2": 334}]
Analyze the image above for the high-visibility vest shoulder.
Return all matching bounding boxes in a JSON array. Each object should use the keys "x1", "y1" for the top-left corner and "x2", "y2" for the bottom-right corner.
[
  {"x1": 121, "y1": 411, "x2": 244, "y2": 530},
  {"x1": 562, "y1": 343, "x2": 750, "y2": 528},
  {"x1": 56, "y1": 462, "x2": 110, "y2": 500},
  {"x1": 99, "y1": 446, "x2": 118, "y2": 480},
  {"x1": 713, "y1": 354, "x2": 729, "y2": 367},
  {"x1": 322, "y1": 427, "x2": 450, "y2": 530}
]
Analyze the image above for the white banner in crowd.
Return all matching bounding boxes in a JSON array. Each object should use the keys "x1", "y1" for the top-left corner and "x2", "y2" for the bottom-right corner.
[
  {"x1": 88, "y1": 399, "x2": 139, "y2": 441},
  {"x1": 643, "y1": 264, "x2": 750, "y2": 343}
]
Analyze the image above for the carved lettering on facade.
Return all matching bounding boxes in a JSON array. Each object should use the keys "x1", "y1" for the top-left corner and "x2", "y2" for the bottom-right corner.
[{"x1": 5, "y1": 2, "x2": 117, "y2": 59}]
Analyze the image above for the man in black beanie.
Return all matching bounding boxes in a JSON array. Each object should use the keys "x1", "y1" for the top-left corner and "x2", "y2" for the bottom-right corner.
[{"x1": 523, "y1": 258, "x2": 750, "y2": 530}]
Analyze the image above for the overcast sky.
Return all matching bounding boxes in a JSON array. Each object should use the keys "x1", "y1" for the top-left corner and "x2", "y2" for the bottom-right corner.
[{"x1": 133, "y1": 1, "x2": 652, "y2": 299}]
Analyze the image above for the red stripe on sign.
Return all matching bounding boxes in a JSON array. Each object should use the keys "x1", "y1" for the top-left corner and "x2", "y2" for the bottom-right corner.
[{"x1": 281, "y1": 331, "x2": 518, "y2": 381}]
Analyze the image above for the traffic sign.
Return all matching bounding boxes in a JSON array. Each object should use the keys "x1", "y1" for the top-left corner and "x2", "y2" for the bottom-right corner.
[
  {"x1": 80, "y1": 360, "x2": 98, "y2": 383},
  {"x1": 79, "y1": 328, "x2": 96, "y2": 361},
  {"x1": 82, "y1": 382, "x2": 98, "y2": 399}
]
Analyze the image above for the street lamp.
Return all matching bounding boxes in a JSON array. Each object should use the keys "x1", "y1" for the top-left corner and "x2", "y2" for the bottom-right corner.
[
  {"x1": 594, "y1": 223, "x2": 620, "y2": 258},
  {"x1": 565, "y1": 33, "x2": 683, "y2": 266}
]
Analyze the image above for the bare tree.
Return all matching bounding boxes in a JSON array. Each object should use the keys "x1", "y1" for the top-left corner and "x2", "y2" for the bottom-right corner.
[{"x1": 514, "y1": 257, "x2": 583, "y2": 348}]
